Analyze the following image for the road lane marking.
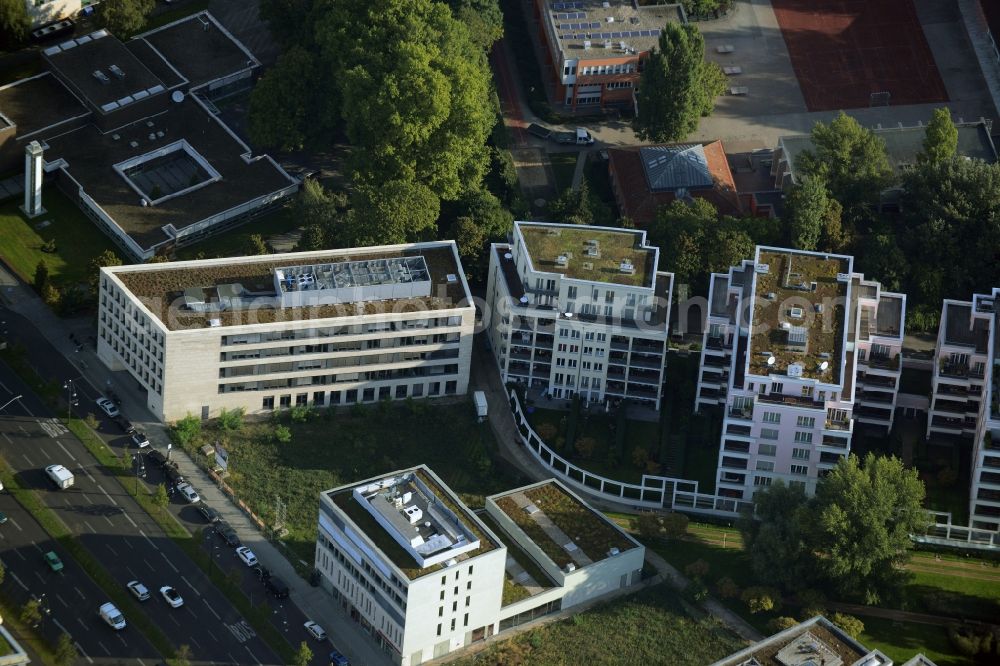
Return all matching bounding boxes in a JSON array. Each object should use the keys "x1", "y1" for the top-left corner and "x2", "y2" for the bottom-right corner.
[
  {"x1": 126, "y1": 566, "x2": 138, "y2": 580},
  {"x1": 205, "y1": 628, "x2": 220, "y2": 643},
  {"x1": 228, "y1": 653, "x2": 238, "y2": 664},
  {"x1": 82, "y1": 520, "x2": 97, "y2": 534},
  {"x1": 34, "y1": 571, "x2": 46, "y2": 585},
  {"x1": 56, "y1": 441, "x2": 78, "y2": 462},
  {"x1": 123, "y1": 538, "x2": 133, "y2": 549},
  {"x1": 8, "y1": 570, "x2": 28, "y2": 591},
  {"x1": 18, "y1": 425, "x2": 28, "y2": 436},
  {"x1": 143, "y1": 558, "x2": 155, "y2": 571},
  {"x1": 1, "y1": 433, "x2": 11, "y2": 444},
  {"x1": 96, "y1": 640, "x2": 111, "y2": 656},
  {"x1": 106, "y1": 544, "x2": 118, "y2": 557},
  {"x1": 21, "y1": 453, "x2": 32, "y2": 467},
  {"x1": 38, "y1": 446, "x2": 51, "y2": 460},
  {"x1": 76, "y1": 618, "x2": 88, "y2": 631},
  {"x1": 54, "y1": 593, "x2": 69, "y2": 608},
  {"x1": 139, "y1": 529, "x2": 158, "y2": 551},
  {"x1": 245, "y1": 645, "x2": 263, "y2": 665},
  {"x1": 188, "y1": 636, "x2": 201, "y2": 650},
  {"x1": 160, "y1": 551, "x2": 179, "y2": 573},
  {"x1": 169, "y1": 614, "x2": 181, "y2": 627},
  {"x1": 8, "y1": 516, "x2": 23, "y2": 532},
  {"x1": 74, "y1": 586, "x2": 86, "y2": 600},
  {"x1": 97, "y1": 484, "x2": 118, "y2": 506},
  {"x1": 180, "y1": 575, "x2": 200, "y2": 595},
  {"x1": 83, "y1": 493, "x2": 94, "y2": 505},
  {"x1": 203, "y1": 599, "x2": 221, "y2": 620},
  {"x1": 123, "y1": 512, "x2": 137, "y2": 528},
  {"x1": 11, "y1": 548, "x2": 25, "y2": 561}
]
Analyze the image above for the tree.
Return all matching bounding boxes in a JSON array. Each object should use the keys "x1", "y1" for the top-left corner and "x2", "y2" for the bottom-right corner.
[
  {"x1": 20, "y1": 597, "x2": 42, "y2": 626},
  {"x1": 293, "y1": 641, "x2": 313, "y2": 666},
  {"x1": 741, "y1": 586, "x2": 782, "y2": 614},
  {"x1": 740, "y1": 481, "x2": 811, "y2": 589},
  {"x1": 574, "y1": 436, "x2": 596, "y2": 459},
  {"x1": 153, "y1": 483, "x2": 169, "y2": 508},
  {"x1": 451, "y1": 216, "x2": 486, "y2": 279},
  {"x1": 785, "y1": 176, "x2": 829, "y2": 251},
  {"x1": 217, "y1": 408, "x2": 245, "y2": 432},
  {"x1": 634, "y1": 23, "x2": 724, "y2": 142},
  {"x1": 858, "y1": 222, "x2": 906, "y2": 291},
  {"x1": 0, "y1": 0, "x2": 31, "y2": 47},
  {"x1": 798, "y1": 112, "x2": 892, "y2": 213},
  {"x1": 275, "y1": 424, "x2": 292, "y2": 443},
  {"x1": 258, "y1": 0, "x2": 314, "y2": 49},
  {"x1": 167, "y1": 644, "x2": 192, "y2": 666},
  {"x1": 347, "y1": 180, "x2": 440, "y2": 246},
  {"x1": 89, "y1": 250, "x2": 123, "y2": 296},
  {"x1": 249, "y1": 47, "x2": 324, "y2": 152},
  {"x1": 548, "y1": 180, "x2": 594, "y2": 225},
  {"x1": 34, "y1": 260, "x2": 50, "y2": 294},
  {"x1": 831, "y1": 613, "x2": 865, "y2": 639},
  {"x1": 808, "y1": 454, "x2": 926, "y2": 604},
  {"x1": 445, "y1": 0, "x2": 504, "y2": 50},
  {"x1": 318, "y1": 0, "x2": 494, "y2": 201},
  {"x1": 636, "y1": 512, "x2": 688, "y2": 542},
  {"x1": 918, "y1": 107, "x2": 958, "y2": 165},
  {"x1": 99, "y1": 0, "x2": 155, "y2": 38},
  {"x1": 53, "y1": 632, "x2": 77, "y2": 666},
  {"x1": 244, "y1": 234, "x2": 269, "y2": 256},
  {"x1": 715, "y1": 577, "x2": 739, "y2": 600},
  {"x1": 172, "y1": 414, "x2": 202, "y2": 447},
  {"x1": 767, "y1": 616, "x2": 800, "y2": 634},
  {"x1": 296, "y1": 224, "x2": 327, "y2": 252}
]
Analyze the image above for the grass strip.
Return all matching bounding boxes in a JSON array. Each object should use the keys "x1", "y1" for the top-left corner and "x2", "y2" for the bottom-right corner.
[
  {"x1": 0, "y1": 596, "x2": 59, "y2": 665},
  {"x1": 0, "y1": 458, "x2": 175, "y2": 658}
]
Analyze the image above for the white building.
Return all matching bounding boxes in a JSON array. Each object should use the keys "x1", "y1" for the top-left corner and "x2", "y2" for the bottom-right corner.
[
  {"x1": 695, "y1": 247, "x2": 906, "y2": 503},
  {"x1": 97, "y1": 243, "x2": 475, "y2": 422},
  {"x1": 26, "y1": 0, "x2": 93, "y2": 25},
  {"x1": 928, "y1": 289, "x2": 1000, "y2": 532},
  {"x1": 315, "y1": 469, "x2": 645, "y2": 665},
  {"x1": 486, "y1": 221, "x2": 674, "y2": 409}
]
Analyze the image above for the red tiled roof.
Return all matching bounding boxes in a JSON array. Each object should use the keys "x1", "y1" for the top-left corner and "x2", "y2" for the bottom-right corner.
[{"x1": 607, "y1": 140, "x2": 742, "y2": 226}]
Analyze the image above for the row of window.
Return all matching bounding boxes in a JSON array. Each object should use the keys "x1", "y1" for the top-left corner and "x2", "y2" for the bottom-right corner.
[
  {"x1": 579, "y1": 63, "x2": 636, "y2": 76},
  {"x1": 259, "y1": 381, "x2": 458, "y2": 408},
  {"x1": 221, "y1": 317, "x2": 463, "y2": 346},
  {"x1": 100, "y1": 327, "x2": 163, "y2": 395}
]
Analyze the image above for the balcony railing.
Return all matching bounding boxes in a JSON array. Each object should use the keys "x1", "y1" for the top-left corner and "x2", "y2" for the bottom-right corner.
[
  {"x1": 825, "y1": 419, "x2": 850, "y2": 431},
  {"x1": 759, "y1": 393, "x2": 824, "y2": 409},
  {"x1": 867, "y1": 353, "x2": 900, "y2": 370},
  {"x1": 728, "y1": 406, "x2": 753, "y2": 421},
  {"x1": 940, "y1": 361, "x2": 971, "y2": 379}
]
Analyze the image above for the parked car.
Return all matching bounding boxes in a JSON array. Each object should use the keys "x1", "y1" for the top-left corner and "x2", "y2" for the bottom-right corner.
[
  {"x1": 98, "y1": 602, "x2": 126, "y2": 630},
  {"x1": 115, "y1": 416, "x2": 136, "y2": 434},
  {"x1": 95, "y1": 398, "x2": 119, "y2": 418},
  {"x1": 146, "y1": 449, "x2": 168, "y2": 468},
  {"x1": 44, "y1": 551, "x2": 63, "y2": 572},
  {"x1": 265, "y1": 575, "x2": 289, "y2": 599},
  {"x1": 329, "y1": 649, "x2": 350, "y2": 666},
  {"x1": 130, "y1": 432, "x2": 150, "y2": 448},
  {"x1": 127, "y1": 581, "x2": 150, "y2": 601},
  {"x1": 0, "y1": 511, "x2": 8, "y2": 525},
  {"x1": 254, "y1": 565, "x2": 272, "y2": 581},
  {"x1": 176, "y1": 483, "x2": 200, "y2": 503},
  {"x1": 304, "y1": 621, "x2": 327, "y2": 641},
  {"x1": 196, "y1": 503, "x2": 221, "y2": 523},
  {"x1": 159, "y1": 586, "x2": 183, "y2": 608},
  {"x1": 236, "y1": 546, "x2": 258, "y2": 567},
  {"x1": 215, "y1": 521, "x2": 240, "y2": 547},
  {"x1": 164, "y1": 465, "x2": 184, "y2": 486}
]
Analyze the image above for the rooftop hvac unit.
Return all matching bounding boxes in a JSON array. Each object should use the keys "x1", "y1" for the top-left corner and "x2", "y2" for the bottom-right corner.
[
  {"x1": 755, "y1": 263, "x2": 770, "y2": 274},
  {"x1": 583, "y1": 40, "x2": 592, "y2": 49},
  {"x1": 555, "y1": 254, "x2": 569, "y2": 267},
  {"x1": 565, "y1": 562, "x2": 576, "y2": 573},
  {"x1": 608, "y1": 547, "x2": 620, "y2": 557},
  {"x1": 606, "y1": 16, "x2": 615, "y2": 22},
  {"x1": 619, "y1": 259, "x2": 634, "y2": 274},
  {"x1": 108, "y1": 64, "x2": 125, "y2": 79},
  {"x1": 787, "y1": 362, "x2": 804, "y2": 378}
]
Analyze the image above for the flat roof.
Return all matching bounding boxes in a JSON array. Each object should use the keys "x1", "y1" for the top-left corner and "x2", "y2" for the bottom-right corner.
[
  {"x1": 943, "y1": 302, "x2": 990, "y2": 353},
  {"x1": 876, "y1": 294, "x2": 903, "y2": 337},
  {"x1": 108, "y1": 244, "x2": 470, "y2": 331},
  {"x1": 0, "y1": 73, "x2": 87, "y2": 136},
  {"x1": 517, "y1": 221, "x2": 656, "y2": 287},
  {"x1": 326, "y1": 466, "x2": 499, "y2": 580},
  {"x1": 43, "y1": 97, "x2": 293, "y2": 251},
  {"x1": 139, "y1": 13, "x2": 256, "y2": 89},
  {"x1": 44, "y1": 31, "x2": 166, "y2": 110},
  {"x1": 711, "y1": 617, "x2": 880, "y2": 666},
  {"x1": 490, "y1": 480, "x2": 637, "y2": 570},
  {"x1": 748, "y1": 248, "x2": 851, "y2": 383},
  {"x1": 544, "y1": 0, "x2": 684, "y2": 59}
]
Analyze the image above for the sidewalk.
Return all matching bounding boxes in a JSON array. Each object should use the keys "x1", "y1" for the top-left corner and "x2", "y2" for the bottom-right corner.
[{"x1": 0, "y1": 270, "x2": 391, "y2": 666}]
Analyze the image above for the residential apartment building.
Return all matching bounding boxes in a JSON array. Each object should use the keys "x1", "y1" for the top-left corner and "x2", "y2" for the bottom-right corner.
[
  {"x1": 486, "y1": 221, "x2": 674, "y2": 409},
  {"x1": 695, "y1": 247, "x2": 906, "y2": 502},
  {"x1": 928, "y1": 289, "x2": 1000, "y2": 532},
  {"x1": 25, "y1": 0, "x2": 94, "y2": 25},
  {"x1": 314, "y1": 469, "x2": 644, "y2": 666},
  {"x1": 96, "y1": 243, "x2": 475, "y2": 422},
  {"x1": 530, "y1": 0, "x2": 685, "y2": 109}
]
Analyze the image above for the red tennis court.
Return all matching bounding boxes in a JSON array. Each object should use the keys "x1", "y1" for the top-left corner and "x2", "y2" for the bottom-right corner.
[{"x1": 771, "y1": 0, "x2": 949, "y2": 111}]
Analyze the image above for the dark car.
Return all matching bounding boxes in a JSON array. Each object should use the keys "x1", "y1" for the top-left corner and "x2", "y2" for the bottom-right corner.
[
  {"x1": 115, "y1": 416, "x2": 136, "y2": 434},
  {"x1": 215, "y1": 521, "x2": 240, "y2": 547},
  {"x1": 146, "y1": 449, "x2": 168, "y2": 468},
  {"x1": 196, "y1": 503, "x2": 221, "y2": 523},
  {"x1": 254, "y1": 565, "x2": 272, "y2": 581},
  {"x1": 329, "y1": 649, "x2": 350, "y2": 666},
  {"x1": 265, "y1": 575, "x2": 289, "y2": 599},
  {"x1": 164, "y1": 465, "x2": 184, "y2": 486}
]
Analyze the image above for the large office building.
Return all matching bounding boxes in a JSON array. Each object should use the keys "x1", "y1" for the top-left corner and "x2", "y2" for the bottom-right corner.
[
  {"x1": 315, "y1": 468, "x2": 644, "y2": 666},
  {"x1": 695, "y1": 247, "x2": 906, "y2": 502},
  {"x1": 530, "y1": 0, "x2": 685, "y2": 109},
  {"x1": 486, "y1": 221, "x2": 674, "y2": 409},
  {"x1": 97, "y1": 243, "x2": 475, "y2": 421},
  {"x1": 928, "y1": 289, "x2": 1000, "y2": 532}
]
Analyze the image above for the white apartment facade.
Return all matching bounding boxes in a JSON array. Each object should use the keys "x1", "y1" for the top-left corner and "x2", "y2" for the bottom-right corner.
[
  {"x1": 695, "y1": 247, "x2": 906, "y2": 503},
  {"x1": 97, "y1": 243, "x2": 475, "y2": 422},
  {"x1": 26, "y1": 0, "x2": 93, "y2": 25},
  {"x1": 486, "y1": 221, "x2": 674, "y2": 409},
  {"x1": 928, "y1": 289, "x2": 1000, "y2": 532}
]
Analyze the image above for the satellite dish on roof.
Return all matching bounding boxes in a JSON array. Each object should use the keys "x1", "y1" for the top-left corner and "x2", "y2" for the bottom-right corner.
[
  {"x1": 766, "y1": 355, "x2": 776, "y2": 366},
  {"x1": 171, "y1": 90, "x2": 184, "y2": 103},
  {"x1": 820, "y1": 361, "x2": 829, "y2": 371}
]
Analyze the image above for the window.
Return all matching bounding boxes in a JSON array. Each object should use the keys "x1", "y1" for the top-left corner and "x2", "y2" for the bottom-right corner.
[
  {"x1": 771, "y1": 382, "x2": 783, "y2": 394},
  {"x1": 796, "y1": 416, "x2": 815, "y2": 428},
  {"x1": 792, "y1": 448, "x2": 810, "y2": 460},
  {"x1": 262, "y1": 396, "x2": 274, "y2": 410},
  {"x1": 279, "y1": 395, "x2": 291, "y2": 408},
  {"x1": 592, "y1": 378, "x2": 601, "y2": 390},
  {"x1": 756, "y1": 461, "x2": 774, "y2": 472},
  {"x1": 801, "y1": 385, "x2": 814, "y2": 398},
  {"x1": 437, "y1": 623, "x2": 442, "y2": 636},
  {"x1": 790, "y1": 464, "x2": 809, "y2": 476},
  {"x1": 451, "y1": 619, "x2": 456, "y2": 631},
  {"x1": 567, "y1": 286, "x2": 578, "y2": 299},
  {"x1": 758, "y1": 443, "x2": 777, "y2": 456},
  {"x1": 794, "y1": 431, "x2": 813, "y2": 444},
  {"x1": 754, "y1": 476, "x2": 772, "y2": 487},
  {"x1": 762, "y1": 412, "x2": 780, "y2": 424},
  {"x1": 789, "y1": 480, "x2": 806, "y2": 491},
  {"x1": 827, "y1": 408, "x2": 848, "y2": 423},
  {"x1": 760, "y1": 428, "x2": 779, "y2": 440}
]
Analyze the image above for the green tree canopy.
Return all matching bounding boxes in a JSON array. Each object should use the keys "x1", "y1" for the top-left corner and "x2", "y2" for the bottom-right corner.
[
  {"x1": 0, "y1": 0, "x2": 30, "y2": 47},
  {"x1": 99, "y1": 0, "x2": 155, "y2": 38},
  {"x1": 248, "y1": 47, "x2": 327, "y2": 152},
  {"x1": 258, "y1": 0, "x2": 314, "y2": 49},
  {"x1": 739, "y1": 481, "x2": 811, "y2": 589},
  {"x1": 798, "y1": 112, "x2": 892, "y2": 214},
  {"x1": 445, "y1": 0, "x2": 504, "y2": 50},
  {"x1": 89, "y1": 250, "x2": 123, "y2": 296},
  {"x1": 347, "y1": 179, "x2": 440, "y2": 246},
  {"x1": 634, "y1": 23, "x2": 724, "y2": 142},
  {"x1": 785, "y1": 175, "x2": 832, "y2": 251},
  {"x1": 918, "y1": 107, "x2": 958, "y2": 165}
]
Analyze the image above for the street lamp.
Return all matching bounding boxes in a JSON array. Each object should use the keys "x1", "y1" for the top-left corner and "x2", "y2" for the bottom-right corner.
[
  {"x1": 132, "y1": 451, "x2": 146, "y2": 494},
  {"x1": 0, "y1": 395, "x2": 22, "y2": 413},
  {"x1": 62, "y1": 380, "x2": 78, "y2": 421}
]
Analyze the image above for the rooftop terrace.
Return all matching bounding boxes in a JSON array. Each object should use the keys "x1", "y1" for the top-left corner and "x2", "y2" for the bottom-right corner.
[
  {"x1": 491, "y1": 481, "x2": 636, "y2": 571},
  {"x1": 328, "y1": 467, "x2": 499, "y2": 580},
  {"x1": 517, "y1": 222, "x2": 655, "y2": 288},
  {"x1": 544, "y1": 0, "x2": 683, "y2": 58},
  {"x1": 711, "y1": 617, "x2": 876, "y2": 666},
  {"x1": 111, "y1": 245, "x2": 468, "y2": 331},
  {"x1": 943, "y1": 302, "x2": 991, "y2": 353},
  {"x1": 748, "y1": 248, "x2": 850, "y2": 383}
]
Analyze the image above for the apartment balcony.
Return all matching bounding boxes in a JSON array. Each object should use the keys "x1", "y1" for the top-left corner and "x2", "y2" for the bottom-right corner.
[
  {"x1": 857, "y1": 405, "x2": 892, "y2": 421},
  {"x1": 980, "y1": 471, "x2": 1000, "y2": 486},
  {"x1": 932, "y1": 398, "x2": 968, "y2": 415},
  {"x1": 609, "y1": 352, "x2": 629, "y2": 365},
  {"x1": 701, "y1": 370, "x2": 724, "y2": 386},
  {"x1": 821, "y1": 435, "x2": 849, "y2": 449},
  {"x1": 937, "y1": 383, "x2": 971, "y2": 398},
  {"x1": 759, "y1": 393, "x2": 824, "y2": 410},
  {"x1": 866, "y1": 353, "x2": 900, "y2": 371},
  {"x1": 607, "y1": 380, "x2": 626, "y2": 394},
  {"x1": 721, "y1": 456, "x2": 748, "y2": 470},
  {"x1": 728, "y1": 405, "x2": 754, "y2": 421},
  {"x1": 723, "y1": 439, "x2": 751, "y2": 454},
  {"x1": 861, "y1": 374, "x2": 897, "y2": 389},
  {"x1": 608, "y1": 367, "x2": 626, "y2": 381},
  {"x1": 978, "y1": 488, "x2": 1000, "y2": 503},
  {"x1": 940, "y1": 361, "x2": 972, "y2": 379},
  {"x1": 930, "y1": 415, "x2": 965, "y2": 432},
  {"x1": 610, "y1": 340, "x2": 630, "y2": 352},
  {"x1": 629, "y1": 356, "x2": 663, "y2": 370},
  {"x1": 633, "y1": 340, "x2": 665, "y2": 354},
  {"x1": 628, "y1": 370, "x2": 661, "y2": 385},
  {"x1": 820, "y1": 451, "x2": 845, "y2": 465},
  {"x1": 824, "y1": 419, "x2": 851, "y2": 431},
  {"x1": 509, "y1": 348, "x2": 532, "y2": 362},
  {"x1": 705, "y1": 335, "x2": 733, "y2": 353},
  {"x1": 699, "y1": 387, "x2": 722, "y2": 401},
  {"x1": 859, "y1": 391, "x2": 894, "y2": 404},
  {"x1": 626, "y1": 384, "x2": 658, "y2": 399},
  {"x1": 535, "y1": 334, "x2": 554, "y2": 349},
  {"x1": 531, "y1": 362, "x2": 551, "y2": 375},
  {"x1": 983, "y1": 453, "x2": 1000, "y2": 470},
  {"x1": 704, "y1": 354, "x2": 729, "y2": 368},
  {"x1": 726, "y1": 423, "x2": 752, "y2": 436},
  {"x1": 719, "y1": 471, "x2": 746, "y2": 485}
]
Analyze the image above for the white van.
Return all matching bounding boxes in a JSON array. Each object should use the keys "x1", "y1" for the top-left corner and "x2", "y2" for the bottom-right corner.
[
  {"x1": 98, "y1": 602, "x2": 126, "y2": 630},
  {"x1": 45, "y1": 465, "x2": 74, "y2": 489}
]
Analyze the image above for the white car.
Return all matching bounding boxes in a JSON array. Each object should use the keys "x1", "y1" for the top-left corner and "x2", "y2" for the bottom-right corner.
[
  {"x1": 176, "y1": 483, "x2": 200, "y2": 503},
  {"x1": 127, "y1": 580, "x2": 150, "y2": 601},
  {"x1": 130, "y1": 432, "x2": 150, "y2": 448},
  {"x1": 304, "y1": 620, "x2": 327, "y2": 641},
  {"x1": 95, "y1": 398, "x2": 119, "y2": 418},
  {"x1": 159, "y1": 586, "x2": 183, "y2": 608},
  {"x1": 98, "y1": 602, "x2": 126, "y2": 630},
  {"x1": 236, "y1": 546, "x2": 258, "y2": 567}
]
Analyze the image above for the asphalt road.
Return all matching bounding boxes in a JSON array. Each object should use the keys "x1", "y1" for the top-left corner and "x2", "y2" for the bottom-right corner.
[{"x1": 0, "y1": 361, "x2": 281, "y2": 665}]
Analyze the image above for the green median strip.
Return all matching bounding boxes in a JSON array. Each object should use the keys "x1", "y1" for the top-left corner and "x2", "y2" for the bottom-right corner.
[{"x1": 0, "y1": 458, "x2": 176, "y2": 659}]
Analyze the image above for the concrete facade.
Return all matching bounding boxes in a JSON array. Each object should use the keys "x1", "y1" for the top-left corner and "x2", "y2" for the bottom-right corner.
[
  {"x1": 695, "y1": 247, "x2": 905, "y2": 503},
  {"x1": 928, "y1": 289, "x2": 1000, "y2": 532},
  {"x1": 96, "y1": 243, "x2": 475, "y2": 422},
  {"x1": 486, "y1": 221, "x2": 673, "y2": 409}
]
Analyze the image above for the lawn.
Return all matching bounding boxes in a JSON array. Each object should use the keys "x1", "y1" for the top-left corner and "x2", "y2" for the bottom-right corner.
[
  {"x1": 449, "y1": 582, "x2": 745, "y2": 665},
  {"x1": 174, "y1": 399, "x2": 529, "y2": 565},
  {"x1": 859, "y1": 617, "x2": 963, "y2": 666},
  {"x1": 0, "y1": 188, "x2": 118, "y2": 288},
  {"x1": 174, "y1": 204, "x2": 300, "y2": 260}
]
